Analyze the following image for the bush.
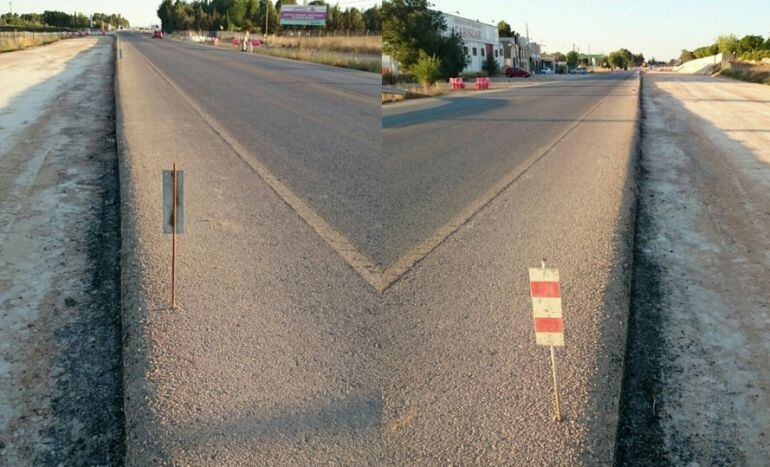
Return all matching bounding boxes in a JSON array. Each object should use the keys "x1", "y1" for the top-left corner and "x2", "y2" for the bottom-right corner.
[
  {"x1": 462, "y1": 71, "x2": 488, "y2": 79},
  {"x1": 721, "y1": 67, "x2": 770, "y2": 85},
  {"x1": 412, "y1": 51, "x2": 442, "y2": 86},
  {"x1": 482, "y1": 53, "x2": 499, "y2": 76},
  {"x1": 741, "y1": 49, "x2": 770, "y2": 62}
]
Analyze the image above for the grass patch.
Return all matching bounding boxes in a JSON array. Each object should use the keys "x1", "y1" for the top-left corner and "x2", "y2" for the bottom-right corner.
[
  {"x1": 269, "y1": 35, "x2": 380, "y2": 55},
  {"x1": 382, "y1": 83, "x2": 448, "y2": 104},
  {"x1": 250, "y1": 46, "x2": 380, "y2": 73},
  {"x1": 720, "y1": 67, "x2": 770, "y2": 85}
]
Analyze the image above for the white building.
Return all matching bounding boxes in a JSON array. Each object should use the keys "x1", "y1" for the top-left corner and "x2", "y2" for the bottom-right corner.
[
  {"x1": 442, "y1": 13, "x2": 504, "y2": 73},
  {"x1": 381, "y1": 12, "x2": 505, "y2": 76}
]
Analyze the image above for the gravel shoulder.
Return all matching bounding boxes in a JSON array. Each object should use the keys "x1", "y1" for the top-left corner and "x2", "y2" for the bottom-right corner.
[
  {"x1": 0, "y1": 37, "x2": 122, "y2": 464},
  {"x1": 616, "y1": 72, "x2": 770, "y2": 465}
]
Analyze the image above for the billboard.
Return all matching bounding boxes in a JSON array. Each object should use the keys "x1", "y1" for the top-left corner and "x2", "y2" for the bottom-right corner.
[{"x1": 279, "y1": 4, "x2": 328, "y2": 27}]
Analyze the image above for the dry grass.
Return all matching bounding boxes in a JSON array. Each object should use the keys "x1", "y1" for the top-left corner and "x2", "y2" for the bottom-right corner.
[
  {"x1": 0, "y1": 37, "x2": 60, "y2": 52},
  {"x1": 250, "y1": 46, "x2": 380, "y2": 73},
  {"x1": 721, "y1": 63, "x2": 770, "y2": 85},
  {"x1": 382, "y1": 83, "x2": 448, "y2": 104},
  {"x1": 269, "y1": 35, "x2": 380, "y2": 55}
]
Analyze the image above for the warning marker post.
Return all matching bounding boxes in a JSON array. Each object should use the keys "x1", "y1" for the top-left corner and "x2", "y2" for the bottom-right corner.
[
  {"x1": 163, "y1": 163, "x2": 184, "y2": 309},
  {"x1": 528, "y1": 260, "x2": 564, "y2": 422}
]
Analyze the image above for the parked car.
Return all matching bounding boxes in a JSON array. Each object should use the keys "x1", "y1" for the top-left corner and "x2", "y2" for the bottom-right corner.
[
  {"x1": 569, "y1": 67, "x2": 588, "y2": 75},
  {"x1": 504, "y1": 66, "x2": 531, "y2": 78},
  {"x1": 152, "y1": 30, "x2": 164, "y2": 39},
  {"x1": 541, "y1": 68, "x2": 553, "y2": 75}
]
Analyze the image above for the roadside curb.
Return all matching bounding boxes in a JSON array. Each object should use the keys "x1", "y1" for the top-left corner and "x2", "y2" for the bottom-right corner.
[
  {"x1": 611, "y1": 72, "x2": 645, "y2": 465},
  {"x1": 112, "y1": 33, "x2": 165, "y2": 464}
]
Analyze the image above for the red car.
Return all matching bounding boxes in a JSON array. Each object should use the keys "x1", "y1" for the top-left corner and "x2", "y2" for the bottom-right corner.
[
  {"x1": 152, "y1": 30, "x2": 164, "y2": 39},
  {"x1": 504, "y1": 66, "x2": 531, "y2": 78}
]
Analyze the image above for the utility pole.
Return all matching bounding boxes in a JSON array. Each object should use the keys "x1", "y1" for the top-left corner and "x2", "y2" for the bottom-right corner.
[{"x1": 526, "y1": 23, "x2": 530, "y2": 72}]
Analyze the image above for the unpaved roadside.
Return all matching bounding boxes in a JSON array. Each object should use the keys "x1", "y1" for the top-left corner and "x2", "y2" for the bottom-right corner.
[
  {"x1": 0, "y1": 37, "x2": 122, "y2": 464},
  {"x1": 617, "y1": 73, "x2": 770, "y2": 464}
]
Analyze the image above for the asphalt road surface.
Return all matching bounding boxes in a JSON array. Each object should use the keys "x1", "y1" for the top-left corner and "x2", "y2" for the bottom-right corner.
[
  {"x1": 382, "y1": 74, "x2": 637, "y2": 275},
  {"x1": 124, "y1": 33, "x2": 381, "y2": 266},
  {"x1": 117, "y1": 29, "x2": 640, "y2": 464},
  {"x1": 380, "y1": 74, "x2": 640, "y2": 464}
]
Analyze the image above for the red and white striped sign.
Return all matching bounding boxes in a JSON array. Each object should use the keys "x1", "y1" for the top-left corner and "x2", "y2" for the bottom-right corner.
[{"x1": 528, "y1": 267, "x2": 564, "y2": 347}]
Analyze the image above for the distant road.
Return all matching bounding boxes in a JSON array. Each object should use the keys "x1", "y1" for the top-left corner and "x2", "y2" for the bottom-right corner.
[
  {"x1": 122, "y1": 32, "x2": 381, "y2": 260},
  {"x1": 382, "y1": 74, "x2": 635, "y2": 269}
]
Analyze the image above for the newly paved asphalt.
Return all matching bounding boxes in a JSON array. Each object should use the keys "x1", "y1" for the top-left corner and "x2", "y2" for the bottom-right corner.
[
  {"x1": 125, "y1": 33, "x2": 382, "y2": 262},
  {"x1": 118, "y1": 30, "x2": 641, "y2": 464},
  {"x1": 382, "y1": 74, "x2": 636, "y2": 267}
]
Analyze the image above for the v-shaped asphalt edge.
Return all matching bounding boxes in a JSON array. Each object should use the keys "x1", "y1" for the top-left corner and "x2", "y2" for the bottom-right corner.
[{"x1": 138, "y1": 49, "x2": 629, "y2": 293}]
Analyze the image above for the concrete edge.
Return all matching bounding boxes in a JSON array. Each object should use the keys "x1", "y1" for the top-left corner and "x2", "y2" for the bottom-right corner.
[
  {"x1": 113, "y1": 33, "x2": 164, "y2": 464},
  {"x1": 608, "y1": 72, "x2": 644, "y2": 464}
]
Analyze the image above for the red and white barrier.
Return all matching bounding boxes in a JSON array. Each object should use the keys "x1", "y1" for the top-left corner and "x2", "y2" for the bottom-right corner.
[
  {"x1": 475, "y1": 77, "x2": 490, "y2": 90},
  {"x1": 449, "y1": 77, "x2": 465, "y2": 90},
  {"x1": 528, "y1": 267, "x2": 564, "y2": 347}
]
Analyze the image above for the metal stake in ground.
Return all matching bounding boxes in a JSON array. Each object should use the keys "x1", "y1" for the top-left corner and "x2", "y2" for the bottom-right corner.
[
  {"x1": 528, "y1": 260, "x2": 565, "y2": 422},
  {"x1": 172, "y1": 163, "x2": 176, "y2": 308},
  {"x1": 163, "y1": 163, "x2": 184, "y2": 309}
]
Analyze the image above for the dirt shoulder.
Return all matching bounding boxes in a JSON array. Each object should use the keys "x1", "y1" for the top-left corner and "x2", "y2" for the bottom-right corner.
[
  {"x1": 617, "y1": 73, "x2": 770, "y2": 464},
  {"x1": 0, "y1": 37, "x2": 123, "y2": 464}
]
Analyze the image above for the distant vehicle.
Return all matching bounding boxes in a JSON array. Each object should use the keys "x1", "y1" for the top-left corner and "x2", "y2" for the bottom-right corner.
[
  {"x1": 504, "y1": 66, "x2": 531, "y2": 78},
  {"x1": 153, "y1": 30, "x2": 164, "y2": 39},
  {"x1": 541, "y1": 68, "x2": 553, "y2": 75},
  {"x1": 569, "y1": 67, "x2": 588, "y2": 75}
]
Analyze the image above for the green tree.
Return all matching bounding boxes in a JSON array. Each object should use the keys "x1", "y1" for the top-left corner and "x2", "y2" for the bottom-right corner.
[
  {"x1": 738, "y1": 35, "x2": 764, "y2": 53},
  {"x1": 497, "y1": 20, "x2": 512, "y2": 38},
  {"x1": 363, "y1": 5, "x2": 381, "y2": 31},
  {"x1": 482, "y1": 53, "x2": 499, "y2": 76},
  {"x1": 412, "y1": 51, "x2": 442, "y2": 85},
  {"x1": 679, "y1": 49, "x2": 696, "y2": 63},
  {"x1": 158, "y1": 0, "x2": 175, "y2": 32},
  {"x1": 382, "y1": 0, "x2": 467, "y2": 78},
  {"x1": 566, "y1": 50, "x2": 578, "y2": 69},
  {"x1": 608, "y1": 50, "x2": 626, "y2": 68},
  {"x1": 716, "y1": 34, "x2": 739, "y2": 54}
]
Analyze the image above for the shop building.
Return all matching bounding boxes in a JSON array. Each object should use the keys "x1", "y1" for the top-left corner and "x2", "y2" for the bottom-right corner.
[{"x1": 442, "y1": 13, "x2": 504, "y2": 73}]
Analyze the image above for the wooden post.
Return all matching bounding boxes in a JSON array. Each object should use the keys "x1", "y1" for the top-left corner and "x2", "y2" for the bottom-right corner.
[
  {"x1": 550, "y1": 345, "x2": 562, "y2": 422},
  {"x1": 541, "y1": 259, "x2": 561, "y2": 422},
  {"x1": 171, "y1": 162, "x2": 177, "y2": 309}
]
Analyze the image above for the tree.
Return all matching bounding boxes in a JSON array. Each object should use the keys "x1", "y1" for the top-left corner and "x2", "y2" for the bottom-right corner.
[
  {"x1": 552, "y1": 52, "x2": 566, "y2": 62},
  {"x1": 382, "y1": 0, "x2": 467, "y2": 78},
  {"x1": 158, "y1": 0, "x2": 175, "y2": 32},
  {"x1": 566, "y1": 50, "x2": 578, "y2": 69},
  {"x1": 497, "y1": 20, "x2": 512, "y2": 38},
  {"x1": 608, "y1": 51, "x2": 625, "y2": 69},
  {"x1": 363, "y1": 5, "x2": 381, "y2": 31},
  {"x1": 738, "y1": 35, "x2": 764, "y2": 53},
  {"x1": 632, "y1": 52, "x2": 645, "y2": 66},
  {"x1": 412, "y1": 51, "x2": 442, "y2": 85},
  {"x1": 679, "y1": 49, "x2": 696, "y2": 63},
  {"x1": 716, "y1": 34, "x2": 739, "y2": 54},
  {"x1": 482, "y1": 53, "x2": 499, "y2": 76},
  {"x1": 693, "y1": 44, "x2": 718, "y2": 58}
]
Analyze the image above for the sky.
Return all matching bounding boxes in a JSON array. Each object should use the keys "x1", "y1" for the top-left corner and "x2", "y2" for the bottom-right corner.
[
  {"x1": 433, "y1": 0, "x2": 770, "y2": 61},
  {"x1": 7, "y1": 1, "x2": 769, "y2": 60},
  {"x1": 5, "y1": 0, "x2": 380, "y2": 29}
]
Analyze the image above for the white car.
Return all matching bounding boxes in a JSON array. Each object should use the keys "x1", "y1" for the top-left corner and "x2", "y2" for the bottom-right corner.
[{"x1": 541, "y1": 68, "x2": 553, "y2": 75}]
